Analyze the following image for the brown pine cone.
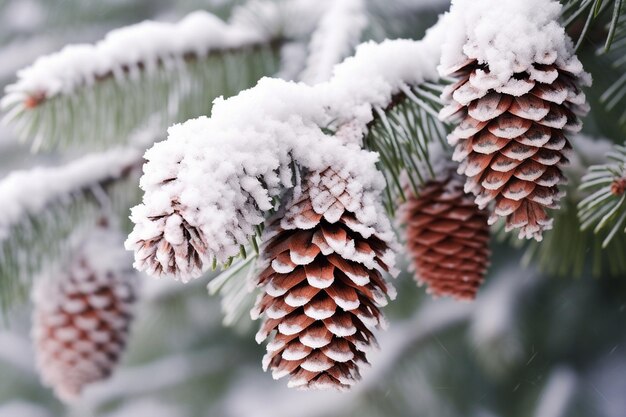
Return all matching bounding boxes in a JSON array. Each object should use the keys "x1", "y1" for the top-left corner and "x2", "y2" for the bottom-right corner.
[
  {"x1": 252, "y1": 168, "x2": 396, "y2": 390},
  {"x1": 32, "y1": 227, "x2": 136, "y2": 402},
  {"x1": 439, "y1": 57, "x2": 589, "y2": 240},
  {"x1": 402, "y1": 171, "x2": 490, "y2": 300}
]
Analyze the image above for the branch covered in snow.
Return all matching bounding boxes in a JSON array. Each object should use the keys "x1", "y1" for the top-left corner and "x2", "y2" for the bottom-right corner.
[
  {"x1": 300, "y1": 0, "x2": 367, "y2": 84},
  {"x1": 0, "y1": 6, "x2": 287, "y2": 150},
  {"x1": 0, "y1": 148, "x2": 141, "y2": 241},
  {"x1": 0, "y1": 146, "x2": 143, "y2": 308},
  {"x1": 126, "y1": 19, "x2": 448, "y2": 281},
  {"x1": 2, "y1": 11, "x2": 269, "y2": 107}
]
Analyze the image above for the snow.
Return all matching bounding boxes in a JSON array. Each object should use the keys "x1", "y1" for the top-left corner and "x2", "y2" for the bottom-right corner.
[
  {"x1": 300, "y1": 0, "x2": 367, "y2": 84},
  {"x1": 300, "y1": 356, "x2": 333, "y2": 372},
  {"x1": 1, "y1": 0, "x2": 45, "y2": 33},
  {"x1": 300, "y1": 333, "x2": 331, "y2": 349},
  {"x1": 2, "y1": 10, "x2": 267, "y2": 104},
  {"x1": 0, "y1": 146, "x2": 141, "y2": 241},
  {"x1": 532, "y1": 367, "x2": 578, "y2": 417},
  {"x1": 304, "y1": 305, "x2": 334, "y2": 320},
  {"x1": 278, "y1": 321, "x2": 306, "y2": 335},
  {"x1": 326, "y1": 321, "x2": 356, "y2": 337},
  {"x1": 0, "y1": 402, "x2": 51, "y2": 417},
  {"x1": 324, "y1": 346, "x2": 354, "y2": 362},
  {"x1": 439, "y1": 0, "x2": 591, "y2": 87},
  {"x1": 127, "y1": 16, "x2": 449, "y2": 280}
]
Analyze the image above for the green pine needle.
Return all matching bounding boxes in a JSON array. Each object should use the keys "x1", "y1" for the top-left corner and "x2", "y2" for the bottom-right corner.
[
  {"x1": 578, "y1": 142, "x2": 626, "y2": 248},
  {"x1": 364, "y1": 82, "x2": 449, "y2": 216},
  {"x1": 0, "y1": 170, "x2": 141, "y2": 314},
  {"x1": 1, "y1": 43, "x2": 281, "y2": 151}
]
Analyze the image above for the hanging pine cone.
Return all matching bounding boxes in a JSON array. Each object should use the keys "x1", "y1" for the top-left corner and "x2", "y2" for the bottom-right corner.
[
  {"x1": 32, "y1": 226, "x2": 137, "y2": 402},
  {"x1": 439, "y1": 38, "x2": 590, "y2": 241},
  {"x1": 401, "y1": 170, "x2": 490, "y2": 300},
  {"x1": 252, "y1": 168, "x2": 396, "y2": 390}
]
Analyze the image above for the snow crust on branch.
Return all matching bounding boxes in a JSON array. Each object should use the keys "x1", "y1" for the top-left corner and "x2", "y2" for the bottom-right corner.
[
  {"x1": 0, "y1": 147, "x2": 141, "y2": 241},
  {"x1": 439, "y1": 0, "x2": 591, "y2": 87},
  {"x1": 1, "y1": 11, "x2": 267, "y2": 106},
  {"x1": 126, "y1": 19, "x2": 448, "y2": 281},
  {"x1": 300, "y1": 0, "x2": 367, "y2": 84}
]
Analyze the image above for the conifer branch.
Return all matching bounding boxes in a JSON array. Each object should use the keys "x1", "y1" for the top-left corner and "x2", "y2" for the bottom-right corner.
[
  {"x1": 562, "y1": 0, "x2": 624, "y2": 51},
  {"x1": 578, "y1": 142, "x2": 626, "y2": 247},
  {"x1": 599, "y1": 12, "x2": 626, "y2": 132},
  {"x1": 1, "y1": 11, "x2": 282, "y2": 151},
  {"x1": 126, "y1": 25, "x2": 448, "y2": 281},
  {"x1": 364, "y1": 81, "x2": 448, "y2": 214},
  {"x1": 497, "y1": 138, "x2": 626, "y2": 277},
  {"x1": 0, "y1": 148, "x2": 143, "y2": 312}
]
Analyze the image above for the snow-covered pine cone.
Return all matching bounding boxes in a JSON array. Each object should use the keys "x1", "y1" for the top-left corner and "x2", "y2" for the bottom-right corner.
[
  {"x1": 401, "y1": 171, "x2": 490, "y2": 300},
  {"x1": 439, "y1": 56, "x2": 589, "y2": 240},
  {"x1": 252, "y1": 168, "x2": 396, "y2": 390},
  {"x1": 32, "y1": 226, "x2": 137, "y2": 402}
]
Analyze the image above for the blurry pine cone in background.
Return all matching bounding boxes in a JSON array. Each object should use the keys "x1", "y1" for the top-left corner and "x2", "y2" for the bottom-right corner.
[
  {"x1": 401, "y1": 171, "x2": 490, "y2": 300},
  {"x1": 253, "y1": 168, "x2": 396, "y2": 390},
  {"x1": 32, "y1": 227, "x2": 137, "y2": 402},
  {"x1": 439, "y1": 57, "x2": 589, "y2": 240}
]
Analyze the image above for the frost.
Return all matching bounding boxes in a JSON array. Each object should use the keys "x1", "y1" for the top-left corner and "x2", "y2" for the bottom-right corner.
[
  {"x1": 278, "y1": 321, "x2": 305, "y2": 335},
  {"x1": 326, "y1": 320, "x2": 357, "y2": 337}
]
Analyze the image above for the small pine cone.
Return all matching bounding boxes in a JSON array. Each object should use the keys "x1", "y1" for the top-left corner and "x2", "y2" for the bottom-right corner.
[
  {"x1": 401, "y1": 171, "x2": 490, "y2": 300},
  {"x1": 126, "y1": 203, "x2": 209, "y2": 281},
  {"x1": 252, "y1": 168, "x2": 396, "y2": 390},
  {"x1": 439, "y1": 56, "x2": 589, "y2": 240},
  {"x1": 32, "y1": 227, "x2": 137, "y2": 402}
]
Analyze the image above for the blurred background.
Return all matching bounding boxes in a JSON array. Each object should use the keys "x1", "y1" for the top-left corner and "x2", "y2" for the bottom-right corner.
[{"x1": 0, "y1": 1, "x2": 625, "y2": 417}]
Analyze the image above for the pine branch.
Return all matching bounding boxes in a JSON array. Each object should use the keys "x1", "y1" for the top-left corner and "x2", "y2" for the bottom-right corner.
[
  {"x1": 578, "y1": 142, "x2": 626, "y2": 247},
  {"x1": 0, "y1": 147, "x2": 144, "y2": 313},
  {"x1": 599, "y1": 12, "x2": 626, "y2": 132},
  {"x1": 299, "y1": 0, "x2": 366, "y2": 84},
  {"x1": 127, "y1": 27, "x2": 448, "y2": 280},
  {"x1": 501, "y1": 193, "x2": 626, "y2": 277},
  {"x1": 364, "y1": 81, "x2": 448, "y2": 214},
  {"x1": 491, "y1": 136, "x2": 626, "y2": 277},
  {"x1": 1, "y1": 11, "x2": 282, "y2": 151},
  {"x1": 561, "y1": 0, "x2": 624, "y2": 51},
  {"x1": 207, "y1": 252, "x2": 260, "y2": 329}
]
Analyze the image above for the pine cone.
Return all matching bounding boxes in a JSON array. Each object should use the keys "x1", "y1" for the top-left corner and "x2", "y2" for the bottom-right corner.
[
  {"x1": 402, "y1": 171, "x2": 490, "y2": 300},
  {"x1": 126, "y1": 203, "x2": 209, "y2": 281},
  {"x1": 252, "y1": 168, "x2": 396, "y2": 390},
  {"x1": 439, "y1": 57, "x2": 589, "y2": 240},
  {"x1": 32, "y1": 227, "x2": 137, "y2": 402}
]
